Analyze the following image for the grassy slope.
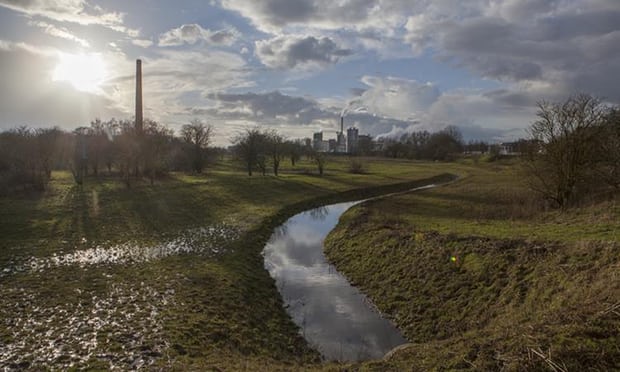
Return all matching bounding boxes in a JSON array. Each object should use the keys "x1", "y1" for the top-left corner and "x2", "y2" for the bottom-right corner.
[
  {"x1": 0, "y1": 157, "x2": 455, "y2": 370},
  {"x1": 325, "y1": 160, "x2": 620, "y2": 370}
]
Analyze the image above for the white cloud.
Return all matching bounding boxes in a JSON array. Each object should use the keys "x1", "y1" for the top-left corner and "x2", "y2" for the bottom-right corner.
[
  {"x1": 355, "y1": 76, "x2": 440, "y2": 122},
  {"x1": 0, "y1": 0, "x2": 139, "y2": 36},
  {"x1": 158, "y1": 24, "x2": 238, "y2": 47},
  {"x1": 28, "y1": 20, "x2": 90, "y2": 47},
  {"x1": 131, "y1": 39, "x2": 153, "y2": 48},
  {"x1": 0, "y1": 38, "x2": 253, "y2": 136}
]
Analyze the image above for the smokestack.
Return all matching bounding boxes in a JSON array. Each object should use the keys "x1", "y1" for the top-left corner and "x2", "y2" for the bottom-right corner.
[
  {"x1": 135, "y1": 59, "x2": 143, "y2": 134},
  {"x1": 340, "y1": 116, "x2": 344, "y2": 134}
]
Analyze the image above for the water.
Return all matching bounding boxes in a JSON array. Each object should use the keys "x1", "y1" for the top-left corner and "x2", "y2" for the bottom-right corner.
[
  {"x1": 263, "y1": 200, "x2": 408, "y2": 362},
  {"x1": 0, "y1": 223, "x2": 240, "y2": 277}
]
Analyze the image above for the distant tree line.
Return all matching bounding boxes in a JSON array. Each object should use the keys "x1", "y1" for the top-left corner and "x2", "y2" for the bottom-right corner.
[
  {"x1": 0, "y1": 126, "x2": 72, "y2": 193},
  {"x1": 4, "y1": 93, "x2": 617, "y2": 205},
  {"x1": 231, "y1": 127, "x2": 320, "y2": 176},
  {"x1": 0, "y1": 118, "x2": 215, "y2": 194},
  {"x1": 380, "y1": 125, "x2": 464, "y2": 161}
]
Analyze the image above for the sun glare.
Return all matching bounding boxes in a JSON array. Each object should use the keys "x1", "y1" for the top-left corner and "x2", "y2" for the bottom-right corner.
[{"x1": 53, "y1": 53, "x2": 107, "y2": 93}]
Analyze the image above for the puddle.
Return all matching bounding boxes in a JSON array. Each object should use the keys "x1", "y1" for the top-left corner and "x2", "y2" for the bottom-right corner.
[{"x1": 1, "y1": 224, "x2": 240, "y2": 277}]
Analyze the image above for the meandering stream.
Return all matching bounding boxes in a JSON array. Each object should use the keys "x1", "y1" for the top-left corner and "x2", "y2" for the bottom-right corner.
[{"x1": 263, "y1": 186, "x2": 434, "y2": 361}]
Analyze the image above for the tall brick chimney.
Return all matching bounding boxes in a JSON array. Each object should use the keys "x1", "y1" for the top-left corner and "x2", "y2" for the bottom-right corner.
[
  {"x1": 135, "y1": 59, "x2": 143, "y2": 134},
  {"x1": 340, "y1": 116, "x2": 344, "y2": 134}
]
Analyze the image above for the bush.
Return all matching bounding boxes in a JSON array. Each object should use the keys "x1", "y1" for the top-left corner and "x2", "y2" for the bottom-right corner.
[{"x1": 348, "y1": 158, "x2": 367, "y2": 174}]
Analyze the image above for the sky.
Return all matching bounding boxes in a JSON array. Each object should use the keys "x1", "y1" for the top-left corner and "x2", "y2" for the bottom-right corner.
[{"x1": 1, "y1": 0, "x2": 619, "y2": 145}]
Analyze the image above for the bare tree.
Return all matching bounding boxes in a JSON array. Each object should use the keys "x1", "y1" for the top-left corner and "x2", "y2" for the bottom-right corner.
[
  {"x1": 181, "y1": 119, "x2": 213, "y2": 173},
  {"x1": 594, "y1": 108, "x2": 620, "y2": 189},
  {"x1": 233, "y1": 127, "x2": 265, "y2": 176},
  {"x1": 286, "y1": 139, "x2": 303, "y2": 166},
  {"x1": 524, "y1": 94, "x2": 610, "y2": 207},
  {"x1": 267, "y1": 130, "x2": 285, "y2": 176},
  {"x1": 143, "y1": 119, "x2": 174, "y2": 185},
  {"x1": 88, "y1": 119, "x2": 109, "y2": 176},
  {"x1": 115, "y1": 121, "x2": 140, "y2": 188},
  {"x1": 312, "y1": 151, "x2": 326, "y2": 176}
]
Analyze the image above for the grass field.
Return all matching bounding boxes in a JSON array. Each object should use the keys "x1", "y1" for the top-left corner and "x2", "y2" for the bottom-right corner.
[
  {"x1": 325, "y1": 159, "x2": 620, "y2": 370},
  {"x1": 2, "y1": 156, "x2": 617, "y2": 370},
  {"x1": 0, "y1": 156, "x2": 457, "y2": 370}
]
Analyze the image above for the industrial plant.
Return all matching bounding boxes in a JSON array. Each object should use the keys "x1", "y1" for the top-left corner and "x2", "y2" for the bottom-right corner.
[{"x1": 312, "y1": 117, "x2": 373, "y2": 154}]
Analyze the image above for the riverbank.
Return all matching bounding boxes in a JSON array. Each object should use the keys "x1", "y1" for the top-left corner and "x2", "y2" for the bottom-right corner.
[
  {"x1": 324, "y1": 162, "x2": 620, "y2": 370},
  {"x1": 0, "y1": 157, "x2": 457, "y2": 370}
]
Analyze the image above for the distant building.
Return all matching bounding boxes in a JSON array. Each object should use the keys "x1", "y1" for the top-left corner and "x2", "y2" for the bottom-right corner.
[
  {"x1": 347, "y1": 127, "x2": 359, "y2": 153},
  {"x1": 337, "y1": 132, "x2": 346, "y2": 153},
  {"x1": 357, "y1": 134, "x2": 373, "y2": 154},
  {"x1": 328, "y1": 139, "x2": 337, "y2": 152},
  {"x1": 499, "y1": 140, "x2": 541, "y2": 155},
  {"x1": 373, "y1": 137, "x2": 385, "y2": 152},
  {"x1": 319, "y1": 140, "x2": 330, "y2": 152},
  {"x1": 499, "y1": 142, "x2": 519, "y2": 155},
  {"x1": 313, "y1": 132, "x2": 323, "y2": 151}
]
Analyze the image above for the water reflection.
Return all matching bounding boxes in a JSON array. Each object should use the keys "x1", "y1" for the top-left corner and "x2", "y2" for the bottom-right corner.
[{"x1": 263, "y1": 201, "x2": 407, "y2": 361}]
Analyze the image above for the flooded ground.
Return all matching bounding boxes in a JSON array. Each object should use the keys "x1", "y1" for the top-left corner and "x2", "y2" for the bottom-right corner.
[
  {"x1": 0, "y1": 222, "x2": 240, "y2": 370},
  {"x1": 263, "y1": 201, "x2": 408, "y2": 361},
  {"x1": 1, "y1": 282, "x2": 174, "y2": 370},
  {"x1": 1, "y1": 223, "x2": 240, "y2": 278}
]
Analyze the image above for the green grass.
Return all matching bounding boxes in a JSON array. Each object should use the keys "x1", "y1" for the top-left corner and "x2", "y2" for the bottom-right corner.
[
  {"x1": 0, "y1": 156, "x2": 455, "y2": 370},
  {"x1": 324, "y1": 160, "x2": 620, "y2": 370},
  {"x1": 3, "y1": 156, "x2": 617, "y2": 370}
]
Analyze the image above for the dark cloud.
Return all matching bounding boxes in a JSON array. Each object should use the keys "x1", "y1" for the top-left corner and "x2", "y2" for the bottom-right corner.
[
  {"x1": 533, "y1": 9, "x2": 620, "y2": 41},
  {"x1": 220, "y1": 0, "x2": 411, "y2": 33},
  {"x1": 483, "y1": 89, "x2": 536, "y2": 108},
  {"x1": 195, "y1": 90, "x2": 417, "y2": 139},
  {"x1": 255, "y1": 35, "x2": 352, "y2": 69},
  {"x1": 419, "y1": 2, "x2": 620, "y2": 100},
  {"x1": 203, "y1": 91, "x2": 332, "y2": 124},
  {"x1": 260, "y1": 0, "x2": 316, "y2": 24}
]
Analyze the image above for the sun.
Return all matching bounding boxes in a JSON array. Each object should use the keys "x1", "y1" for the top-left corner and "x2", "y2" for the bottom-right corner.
[{"x1": 53, "y1": 53, "x2": 107, "y2": 93}]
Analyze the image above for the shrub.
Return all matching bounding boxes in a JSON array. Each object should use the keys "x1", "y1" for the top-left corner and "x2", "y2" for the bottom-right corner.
[{"x1": 348, "y1": 158, "x2": 366, "y2": 174}]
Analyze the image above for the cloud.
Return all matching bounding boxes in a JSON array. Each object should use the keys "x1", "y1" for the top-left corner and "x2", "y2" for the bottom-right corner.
[
  {"x1": 403, "y1": 1, "x2": 620, "y2": 100},
  {"x1": 202, "y1": 91, "x2": 331, "y2": 124},
  {"x1": 355, "y1": 76, "x2": 441, "y2": 122},
  {"x1": 194, "y1": 82, "x2": 535, "y2": 143},
  {"x1": 0, "y1": 0, "x2": 138, "y2": 36},
  {"x1": 192, "y1": 90, "x2": 423, "y2": 142},
  {"x1": 131, "y1": 39, "x2": 153, "y2": 48},
  {"x1": 28, "y1": 20, "x2": 90, "y2": 47},
  {"x1": 223, "y1": 0, "x2": 620, "y2": 103},
  {"x1": 100, "y1": 48, "x2": 254, "y2": 131},
  {"x1": 158, "y1": 24, "x2": 238, "y2": 47},
  {"x1": 255, "y1": 35, "x2": 352, "y2": 69},
  {"x1": 220, "y1": 0, "x2": 415, "y2": 33},
  {"x1": 0, "y1": 38, "x2": 253, "y2": 135}
]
